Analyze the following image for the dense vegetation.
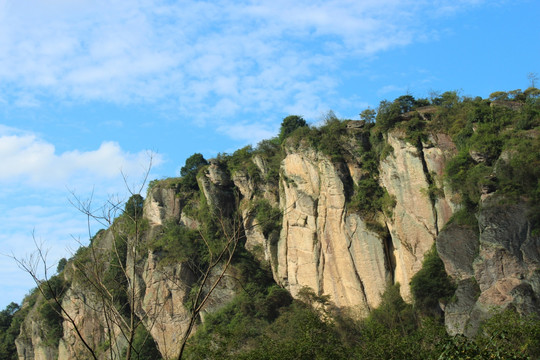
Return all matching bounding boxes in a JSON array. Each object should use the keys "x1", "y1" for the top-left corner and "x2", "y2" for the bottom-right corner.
[
  {"x1": 168, "y1": 86, "x2": 540, "y2": 358},
  {"x1": 179, "y1": 86, "x2": 540, "y2": 358},
  {"x1": 3, "y1": 87, "x2": 539, "y2": 359},
  {"x1": 0, "y1": 302, "x2": 25, "y2": 359},
  {"x1": 182, "y1": 282, "x2": 540, "y2": 359}
]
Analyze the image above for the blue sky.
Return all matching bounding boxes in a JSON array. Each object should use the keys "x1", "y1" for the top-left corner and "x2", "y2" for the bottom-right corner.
[{"x1": 0, "y1": 0, "x2": 538, "y2": 308}]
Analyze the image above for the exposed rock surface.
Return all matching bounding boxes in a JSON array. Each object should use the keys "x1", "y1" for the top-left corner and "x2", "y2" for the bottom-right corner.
[
  {"x1": 379, "y1": 131, "x2": 457, "y2": 300},
  {"x1": 438, "y1": 195, "x2": 540, "y2": 335},
  {"x1": 278, "y1": 147, "x2": 390, "y2": 310},
  {"x1": 144, "y1": 185, "x2": 181, "y2": 226},
  {"x1": 131, "y1": 253, "x2": 194, "y2": 359},
  {"x1": 15, "y1": 129, "x2": 540, "y2": 358}
]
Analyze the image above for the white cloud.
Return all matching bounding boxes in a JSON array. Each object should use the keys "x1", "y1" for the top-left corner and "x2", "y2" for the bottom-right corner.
[
  {"x1": 0, "y1": 124, "x2": 163, "y2": 307},
  {"x1": 0, "y1": 0, "x2": 489, "y2": 121},
  {"x1": 0, "y1": 125, "x2": 163, "y2": 188}
]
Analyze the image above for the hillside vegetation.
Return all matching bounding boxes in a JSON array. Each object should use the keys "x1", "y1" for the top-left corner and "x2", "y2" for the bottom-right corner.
[{"x1": 2, "y1": 87, "x2": 540, "y2": 359}]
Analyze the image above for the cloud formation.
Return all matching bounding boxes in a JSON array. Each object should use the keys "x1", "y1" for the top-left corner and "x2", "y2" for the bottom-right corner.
[
  {"x1": 0, "y1": 0, "x2": 485, "y2": 121},
  {"x1": 0, "y1": 125, "x2": 162, "y2": 188}
]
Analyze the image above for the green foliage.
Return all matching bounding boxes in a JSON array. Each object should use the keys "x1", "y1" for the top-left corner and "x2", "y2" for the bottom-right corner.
[
  {"x1": 405, "y1": 116, "x2": 427, "y2": 145},
  {"x1": 182, "y1": 274, "x2": 540, "y2": 360},
  {"x1": 126, "y1": 325, "x2": 162, "y2": 360},
  {"x1": 252, "y1": 199, "x2": 282, "y2": 238},
  {"x1": 186, "y1": 287, "x2": 345, "y2": 360},
  {"x1": 435, "y1": 87, "x2": 540, "y2": 233},
  {"x1": 254, "y1": 138, "x2": 283, "y2": 184},
  {"x1": 228, "y1": 145, "x2": 260, "y2": 180},
  {"x1": 367, "y1": 283, "x2": 417, "y2": 333},
  {"x1": 184, "y1": 263, "x2": 290, "y2": 359},
  {"x1": 237, "y1": 304, "x2": 348, "y2": 360},
  {"x1": 0, "y1": 302, "x2": 22, "y2": 359},
  {"x1": 438, "y1": 310, "x2": 540, "y2": 359},
  {"x1": 410, "y1": 246, "x2": 456, "y2": 316},
  {"x1": 395, "y1": 94, "x2": 416, "y2": 113},
  {"x1": 102, "y1": 232, "x2": 129, "y2": 317},
  {"x1": 376, "y1": 99, "x2": 402, "y2": 131},
  {"x1": 149, "y1": 219, "x2": 203, "y2": 267},
  {"x1": 285, "y1": 112, "x2": 349, "y2": 161},
  {"x1": 360, "y1": 108, "x2": 376, "y2": 123},
  {"x1": 348, "y1": 177, "x2": 384, "y2": 214},
  {"x1": 445, "y1": 207, "x2": 479, "y2": 230},
  {"x1": 476, "y1": 309, "x2": 540, "y2": 358},
  {"x1": 56, "y1": 258, "x2": 67, "y2": 273},
  {"x1": 34, "y1": 275, "x2": 69, "y2": 347},
  {"x1": 124, "y1": 194, "x2": 144, "y2": 219},
  {"x1": 431, "y1": 91, "x2": 460, "y2": 108},
  {"x1": 38, "y1": 300, "x2": 63, "y2": 346},
  {"x1": 180, "y1": 153, "x2": 208, "y2": 191},
  {"x1": 347, "y1": 129, "x2": 396, "y2": 221},
  {"x1": 41, "y1": 274, "x2": 68, "y2": 301},
  {"x1": 317, "y1": 115, "x2": 349, "y2": 161},
  {"x1": 278, "y1": 115, "x2": 308, "y2": 142},
  {"x1": 445, "y1": 150, "x2": 492, "y2": 208},
  {"x1": 497, "y1": 135, "x2": 540, "y2": 200}
]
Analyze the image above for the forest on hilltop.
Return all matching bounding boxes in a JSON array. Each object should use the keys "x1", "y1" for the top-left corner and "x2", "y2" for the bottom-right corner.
[{"x1": 2, "y1": 87, "x2": 540, "y2": 359}]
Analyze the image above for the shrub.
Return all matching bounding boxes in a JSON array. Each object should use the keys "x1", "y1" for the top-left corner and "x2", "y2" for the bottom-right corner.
[
  {"x1": 253, "y1": 199, "x2": 282, "y2": 238},
  {"x1": 279, "y1": 115, "x2": 308, "y2": 143},
  {"x1": 125, "y1": 325, "x2": 161, "y2": 360},
  {"x1": 56, "y1": 258, "x2": 67, "y2": 273},
  {"x1": 124, "y1": 194, "x2": 144, "y2": 219},
  {"x1": 180, "y1": 153, "x2": 208, "y2": 191},
  {"x1": 0, "y1": 302, "x2": 22, "y2": 359},
  {"x1": 149, "y1": 220, "x2": 203, "y2": 267},
  {"x1": 410, "y1": 246, "x2": 456, "y2": 316},
  {"x1": 38, "y1": 300, "x2": 63, "y2": 346}
]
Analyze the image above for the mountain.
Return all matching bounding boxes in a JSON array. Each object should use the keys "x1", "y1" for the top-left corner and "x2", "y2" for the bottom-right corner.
[{"x1": 5, "y1": 88, "x2": 540, "y2": 359}]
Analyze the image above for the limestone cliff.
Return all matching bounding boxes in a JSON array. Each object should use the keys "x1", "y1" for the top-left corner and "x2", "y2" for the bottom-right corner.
[{"x1": 15, "y1": 125, "x2": 540, "y2": 359}]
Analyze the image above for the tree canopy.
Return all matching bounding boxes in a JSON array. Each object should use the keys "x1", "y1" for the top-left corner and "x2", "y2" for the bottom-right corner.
[
  {"x1": 279, "y1": 115, "x2": 308, "y2": 142},
  {"x1": 180, "y1": 153, "x2": 208, "y2": 190}
]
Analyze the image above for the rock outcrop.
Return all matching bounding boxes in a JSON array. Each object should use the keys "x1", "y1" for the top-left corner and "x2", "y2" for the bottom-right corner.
[
  {"x1": 439, "y1": 195, "x2": 540, "y2": 336},
  {"x1": 379, "y1": 131, "x2": 457, "y2": 300},
  {"x1": 15, "y1": 128, "x2": 540, "y2": 359}
]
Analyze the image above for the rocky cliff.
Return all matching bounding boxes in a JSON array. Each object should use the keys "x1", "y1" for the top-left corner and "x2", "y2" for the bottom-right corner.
[{"x1": 14, "y1": 115, "x2": 540, "y2": 359}]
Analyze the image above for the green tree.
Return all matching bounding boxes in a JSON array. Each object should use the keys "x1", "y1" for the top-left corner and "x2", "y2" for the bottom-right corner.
[
  {"x1": 0, "y1": 302, "x2": 21, "y2": 359},
  {"x1": 124, "y1": 194, "x2": 144, "y2": 219},
  {"x1": 180, "y1": 153, "x2": 208, "y2": 190},
  {"x1": 410, "y1": 246, "x2": 455, "y2": 316},
  {"x1": 279, "y1": 115, "x2": 308, "y2": 142},
  {"x1": 395, "y1": 94, "x2": 416, "y2": 113},
  {"x1": 360, "y1": 108, "x2": 376, "y2": 123},
  {"x1": 376, "y1": 99, "x2": 401, "y2": 130},
  {"x1": 56, "y1": 258, "x2": 67, "y2": 273}
]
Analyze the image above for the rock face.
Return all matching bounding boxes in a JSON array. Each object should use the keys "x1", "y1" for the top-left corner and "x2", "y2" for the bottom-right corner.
[
  {"x1": 438, "y1": 195, "x2": 540, "y2": 336},
  {"x1": 15, "y1": 128, "x2": 540, "y2": 359},
  {"x1": 379, "y1": 131, "x2": 457, "y2": 300},
  {"x1": 276, "y1": 147, "x2": 390, "y2": 311},
  {"x1": 15, "y1": 304, "x2": 58, "y2": 360},
  {"x1": 131, "y1": 253, "x2": 194, "y2": 359}
]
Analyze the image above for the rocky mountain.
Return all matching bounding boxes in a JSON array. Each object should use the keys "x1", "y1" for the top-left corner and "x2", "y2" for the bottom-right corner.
[{"x1": 9, "y1": 89, "x2": 540, "y2": 359}]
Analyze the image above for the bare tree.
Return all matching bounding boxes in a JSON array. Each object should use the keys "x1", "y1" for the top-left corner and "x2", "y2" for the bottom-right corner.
[
  {"x1": 11, "y1": 235, "x2": 99, "y2": 360},
  {"x1": 66, "y1": 159, "x2": 159, "y2": 360},
  {"x1": 177, "y1": 209, "x2": 243, "y2": 359},
  {"x1": 13, "y1": 155, "x2": 287, "y2": 360},
  {"x1": 12, "y1": 157, "x2": 160, "y2": 360},
  {"x1": 528, "y1": 72, "x2": 538, "y2": 88}
]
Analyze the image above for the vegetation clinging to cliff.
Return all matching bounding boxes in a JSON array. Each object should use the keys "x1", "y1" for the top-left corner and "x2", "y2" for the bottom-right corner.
[
  {"x1": 7, "y1": 87, "x2": 540, "y2": 359},
  {"x1": 370, "y1": 87, "x2": 540, "y2": 229}
]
